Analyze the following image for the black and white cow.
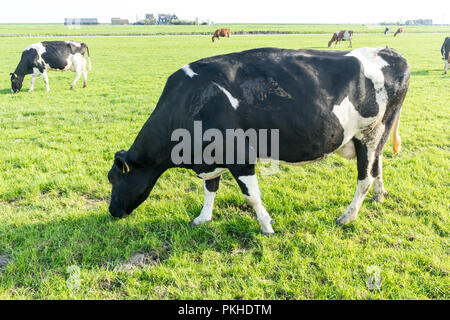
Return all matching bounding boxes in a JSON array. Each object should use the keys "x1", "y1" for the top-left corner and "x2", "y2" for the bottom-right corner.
[
  {"x1": 441, "y1": 37, "x2": 450, "y2": 74},
  {"x1": 108, "y1": 47, "x2": 410, "y2": 234},
  {"x1": 10, "y1": 41, "x2": 91, "y2": 93}
]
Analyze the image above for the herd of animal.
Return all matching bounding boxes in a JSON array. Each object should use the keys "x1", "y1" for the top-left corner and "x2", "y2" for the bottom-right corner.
[{"x1": 7, "y1": 28, "x2": 449, "y2": 234}]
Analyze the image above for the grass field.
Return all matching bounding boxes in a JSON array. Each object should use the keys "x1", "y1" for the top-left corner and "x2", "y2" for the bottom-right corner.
[{"x1": 0, "y1": 26, "x2": 449, "y2": 299}]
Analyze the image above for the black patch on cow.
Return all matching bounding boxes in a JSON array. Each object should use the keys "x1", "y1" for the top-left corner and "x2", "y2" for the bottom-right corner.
[
  {"x1": 353, "y1": 138, "x2": 369, "y2": 180},
  {"x1": 442, "y1": 37, "x2": 450, "y2": 60},
  {"x1": 205, "y1": 176, "x2": 221, "y2": 193}
]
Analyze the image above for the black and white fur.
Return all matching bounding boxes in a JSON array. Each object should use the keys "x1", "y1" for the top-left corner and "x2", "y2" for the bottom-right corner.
[
  {"x1": 442, "y1": 37, "x2": 450, "y2": 74},
  {"x1": 108, "y1": 47, "x2": 410, "y2": 234},
  {"x1": 10, "y1": 41, "x2": 91, "y2": 93}
]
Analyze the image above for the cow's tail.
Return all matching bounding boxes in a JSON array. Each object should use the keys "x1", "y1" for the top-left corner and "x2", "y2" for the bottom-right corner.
[
  {"x1": 85, "y1": 45, "x2": 92, "y2": 71},
  {"x1": 392, "y1": 110, "x2": 402, "y2": 154}
]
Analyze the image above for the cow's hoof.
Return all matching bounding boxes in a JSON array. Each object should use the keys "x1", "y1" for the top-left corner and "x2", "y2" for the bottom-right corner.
[
  {"x1": 260, "y1": 221, "x2": 275, "y2": 235},
  {"x1": 372, "y1": 191, "x2": 388, "y2": 203},
  {"x1": 190, "y1": 220, "x2": 199, "y2": 227},
  {"x1": 190, "y1": 218, "x2": 210, "y2": 227},
  {"x1": 335, "y1": 214, "x2": 356, "y2": 226},
  {"x1": 28, "y1": 89, "x2": 33, "y2": 92},
  {"x1": 70, "y1": 87, "x2": 74, "y2": 90}
]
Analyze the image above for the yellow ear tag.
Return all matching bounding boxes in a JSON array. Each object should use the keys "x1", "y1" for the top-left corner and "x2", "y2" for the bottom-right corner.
[{"x1": 123, "y1": 162, "x2": 130, "y2": 174}]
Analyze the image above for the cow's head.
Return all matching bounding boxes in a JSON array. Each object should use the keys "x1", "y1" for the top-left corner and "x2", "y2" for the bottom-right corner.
[
  {"x1": 10, "y1": 73, "x2": 24, "y2": 93},
  {"x1": 108, "y1": 150, "x2": 162, "y2": 219}
]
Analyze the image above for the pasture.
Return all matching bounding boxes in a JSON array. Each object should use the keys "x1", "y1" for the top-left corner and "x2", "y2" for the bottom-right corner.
[{"x1": 0, "y1": 26, "x2": 449, "y2": 299}]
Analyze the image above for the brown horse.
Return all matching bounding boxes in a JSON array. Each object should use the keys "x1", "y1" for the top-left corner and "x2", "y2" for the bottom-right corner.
[
  {"x1": 394, "y1": 28, "x2": 404, "y2": 37},
  {"x1": 212, "y1": 28, "x2": 231, "y2": 42}
]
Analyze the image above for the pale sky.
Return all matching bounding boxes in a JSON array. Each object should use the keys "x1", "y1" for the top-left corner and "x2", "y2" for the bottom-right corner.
[{"x1": 0, "y1": 0, "x2": 448, "y2": 24}]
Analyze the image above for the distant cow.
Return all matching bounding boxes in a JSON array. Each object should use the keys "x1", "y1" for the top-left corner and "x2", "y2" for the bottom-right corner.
[
  {"x1": 394, "y1": 28, "x2": 404, "y2": 37},
  {"x1": 107, "y1": 47, "x2": 410, "y2": 234},
  {"x1": 442, "y1": 37, "x2": 450, "y2": 74},
  {"x1": 10, "y1": 41, "x2": 91, "y2": 93},
  {"x1": 328, "y1": 30, "x2": 353, "y2": 48},
  {"x1": 384, "y1": 26, "x2": 390, "y2": 35},
  {"x1": 212, "y1": 28, "x2": 231, "y2": 42}
]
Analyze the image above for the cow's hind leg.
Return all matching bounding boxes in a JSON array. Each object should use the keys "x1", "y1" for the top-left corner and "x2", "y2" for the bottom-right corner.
[
  {"x1": 190, "y1": 177, "x2": 221, "y2": 226},
  {"x1": 336, "y1": 130, "x2": 383, "y2": 225},
  {"x1": 82, "y1": 57, "x2": 88, "y2": 88},
  {"x1": 70, "y1": 70, "x2": 82, "y2": 90},
  {"x1": 371, "y1": 155, "x2": 388, "y2": 203},
  {"x1": 229, "y1": 166, "x2": 275, "y2": 235}
]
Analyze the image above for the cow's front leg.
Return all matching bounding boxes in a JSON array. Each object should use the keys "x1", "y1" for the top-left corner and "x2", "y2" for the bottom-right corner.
[
  {"x1": 190, "y1": 177, "x2": 220, "y2": 226},
  {"x1": 29, "y1": 74, "x2": 37, "y2": 92},
  {"x1": 230, "y1": 166, "x2": 275, "y2": 234},
  {"x1": 42, "y1": 71, "x2": 50, "y2": 92},
  {"x1": 371, "y1": 155, "x2": 388, "y2": 203},
  {"x1": 336, "y1": 138, "x2": 376, "y2": 225},
  {"x1": 444, "y1": 60, "x2": 448, "y2": 75}
]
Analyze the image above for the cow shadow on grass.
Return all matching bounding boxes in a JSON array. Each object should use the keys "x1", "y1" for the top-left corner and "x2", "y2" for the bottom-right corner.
[
  {"x1": 0, "y1": 88, "x2": 12, "y2": 95},
  {"x1": 411, "y1": 69, "x2": 443, "y2": 76},
  {"x1": 0, "y1": 205, "x2": 263, "y2": 284}
]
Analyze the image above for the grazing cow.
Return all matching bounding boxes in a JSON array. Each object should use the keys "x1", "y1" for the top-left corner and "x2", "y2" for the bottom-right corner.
[
  {"x1": 212, "y1": 28, "x2": 231, "y2": 42},
  {"x1": 10, "y1": 41, "x2": 91, "y2": 93},
  {"x1": 384, "y1": 26, "x2": 390, "y2": 35},
  {"x1": 441, "y1": 37, "x2": 450, "y2": 74},
  {"x1": 394, "y1": 27, "x2": 404, "y2": 37},
  {"x1": 328, "y1": 30, "x2": 354, "y2": 48},
  {"x1": 108, "y1": 47, "x2": 409, "y2": 234}
]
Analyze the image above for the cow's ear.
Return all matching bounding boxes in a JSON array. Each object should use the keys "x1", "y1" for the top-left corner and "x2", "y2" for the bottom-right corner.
[
  {"x1": 10, "y1": 73, "x2": 17, "y2": 79},
  {"x1": 114, "y1": 150, "x2": 131, "y2": 174}
]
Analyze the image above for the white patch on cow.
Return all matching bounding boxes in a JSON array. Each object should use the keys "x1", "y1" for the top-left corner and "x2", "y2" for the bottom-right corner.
[
  {"x1": 346, "y1": 47, "x2": 389, "y2": 116},
  {"x1": 65, "y1": 41, "x2": 81, "y2": 47},
  {"x1": 238, "y1": 175, "x2": 274, "y2": 234},
  {"x1": 197, "y1": 168, "x2": 227, "y2": 180},
  {"x1": 332, "y1": 96, "x2": 371, "y2": 145},
  {"x1": 213, "y1": 82, "x2": 239, "y2": 109},
  {"x1": 191, "y1": 180, "x2": 216, "y2": 225},
  {"x1": 24, "y1": 42, "x2": 46, "y2": 56},
  {"x1": 24, "y1": 43, "x2": 46, "y2": 66},
  {"x1": 181, "y1": 64, "x2": 198, "y2": 78}
]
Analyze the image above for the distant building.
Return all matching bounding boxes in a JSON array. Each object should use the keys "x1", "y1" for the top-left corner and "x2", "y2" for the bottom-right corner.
[
  {"x1": 145, "y1": 14, "x2": 155, "y2": 21},
  {"x1": 405, "y1": 19, "x2": 433, "y2": 25},
  {"x1": 64, "y1": 18, "x2": 98, "y2": 25},
  {"x1": 158, "y1": 14, "x2": 178, "y2": 24},
  {"x1": 111, "y1": 18, "x2": 129, "y2": 25}
]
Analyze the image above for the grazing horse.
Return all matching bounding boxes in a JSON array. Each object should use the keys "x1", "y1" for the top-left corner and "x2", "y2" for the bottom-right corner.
[
  {"x1": 394, "y1": 28, "x2": 404, "y2": 37},
  {"x1": 212, "y1": 28, "x2": 231, "y2": 42}
]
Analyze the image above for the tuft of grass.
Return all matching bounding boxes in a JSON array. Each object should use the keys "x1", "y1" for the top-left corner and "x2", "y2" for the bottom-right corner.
[{"x1": 0, "y1": 29, "x2": 448, "y2": 299}]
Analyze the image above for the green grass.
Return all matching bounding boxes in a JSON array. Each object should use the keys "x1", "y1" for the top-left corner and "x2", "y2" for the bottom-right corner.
[
  {"x1": 0, "y1": 23, "x2": 449, "y2": 37},
  {"x1": 0, "y1": 30, "x2": 449, "y2": 299}
]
